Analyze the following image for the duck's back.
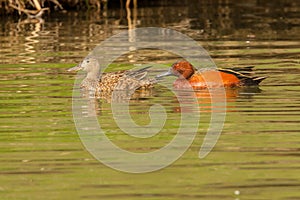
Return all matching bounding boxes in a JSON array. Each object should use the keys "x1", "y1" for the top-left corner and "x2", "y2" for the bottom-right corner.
[{"x1": 98, "y1": 67, "x2": 156, "y2": 93}]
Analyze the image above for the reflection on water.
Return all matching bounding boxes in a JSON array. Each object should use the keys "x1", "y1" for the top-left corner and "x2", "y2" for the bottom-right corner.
[
  {"x1": 170, "y1": 87, "x2": 263, "y2": 113},
  {"x1": 1, "y1": 0, "x2": 299, "y2": 64},
  {"x1": 1, "y1": 0, "x2": 300, "y2": 199},
  {"x1": 20, "y1": 18, "x2": 44, "y2": 63}
]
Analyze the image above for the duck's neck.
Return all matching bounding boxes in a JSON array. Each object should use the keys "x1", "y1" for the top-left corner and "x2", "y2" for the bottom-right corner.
[{"x1": 86, "y1": 65, "x2": 101, "y2": 81}]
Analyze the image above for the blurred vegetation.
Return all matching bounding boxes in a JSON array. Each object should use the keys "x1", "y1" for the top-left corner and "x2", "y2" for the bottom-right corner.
[{"x1": 0, "y1": 0, "x2": 110, "y2": 16}]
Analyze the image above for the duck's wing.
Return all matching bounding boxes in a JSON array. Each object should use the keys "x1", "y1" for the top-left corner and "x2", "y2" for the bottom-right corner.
[
  {"x1": 218, "y1": 66, "x2": 267, "y2": 86},
  {"x1": 99, "y1": 66, "x2": 156, "y2": 92},
  {"x1": 118, "y1": 66, "x2": 156, "y2": 90},
  {"x1": 126, "y1": 66, "x2": 152, "y2": 80},
  {"x1": 217, "y1": 66, "x2": 255, "y2": 79},
  {"x1": 98, "y1": 70, "x2": 126, "y2": 92}
]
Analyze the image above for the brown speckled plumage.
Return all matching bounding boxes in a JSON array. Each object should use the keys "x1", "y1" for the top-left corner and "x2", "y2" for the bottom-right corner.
[{"x1": 68, "y1": 57, "x2": 156, "y2": 99}]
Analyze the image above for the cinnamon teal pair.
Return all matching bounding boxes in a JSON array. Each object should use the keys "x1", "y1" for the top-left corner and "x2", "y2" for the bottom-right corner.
[{"x1": 68, "y1": 58, "x2": 266, "y2": 95}]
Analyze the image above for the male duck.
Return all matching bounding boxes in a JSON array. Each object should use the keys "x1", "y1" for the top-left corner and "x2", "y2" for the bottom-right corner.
[{"x1": 157, "y1": 61, "x2": 266, "y2": 89}]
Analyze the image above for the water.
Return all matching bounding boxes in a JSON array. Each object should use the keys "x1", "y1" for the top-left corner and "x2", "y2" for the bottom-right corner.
[{"x1": 1, "y1": 1, "x2": 300, "y2": 199}]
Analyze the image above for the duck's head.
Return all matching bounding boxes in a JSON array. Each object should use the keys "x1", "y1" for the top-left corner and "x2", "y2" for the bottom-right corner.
[
  {"x1": 68, "y1": 57, "x2": 101, "y2": 79},
  {"x1": 156, "y1": 61, "x2": 195, "y2": 79},
  {"x1": 68, "y1": 57, "x2": 100, "y2": 72}
]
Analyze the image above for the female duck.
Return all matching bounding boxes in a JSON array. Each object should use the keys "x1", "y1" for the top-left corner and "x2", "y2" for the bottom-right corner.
[
  {"x1": 68, "y1": 57, "x2": 156, "y2": 94},
  {"x1": 157, "y1": 61, "x2": 266, "y2": 89}
]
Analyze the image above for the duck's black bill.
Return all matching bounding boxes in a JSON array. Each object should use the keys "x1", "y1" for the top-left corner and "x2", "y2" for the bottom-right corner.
[{"x1": 156, "y1": 69, "x2": 173, "y2": 78}]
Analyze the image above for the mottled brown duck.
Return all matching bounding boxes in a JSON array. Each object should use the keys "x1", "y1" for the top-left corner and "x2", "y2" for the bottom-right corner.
[{"x1": 68, "y1": 57, "x2": 157, "y2": 99}]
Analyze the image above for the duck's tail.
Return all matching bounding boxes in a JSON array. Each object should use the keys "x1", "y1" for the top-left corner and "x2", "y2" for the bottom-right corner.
[{"x1": 240, "y1": 76, "x2": 267, "y2": 86}]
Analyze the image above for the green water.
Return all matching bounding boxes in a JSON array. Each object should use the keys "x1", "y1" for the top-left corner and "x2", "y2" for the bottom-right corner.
[{"x1": 1, "y1": 1, "x2": 300, "y2": 199}]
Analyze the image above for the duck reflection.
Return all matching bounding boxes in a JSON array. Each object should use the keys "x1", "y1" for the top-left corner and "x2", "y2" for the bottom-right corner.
[{"x1": 171, "y1": 86, "x2": 262, "y2": 113}]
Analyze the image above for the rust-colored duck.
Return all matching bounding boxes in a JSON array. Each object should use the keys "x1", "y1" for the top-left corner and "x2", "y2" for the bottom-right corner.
[{"x1": 157, "y1": 61, "x2": 266, "y2": 89}]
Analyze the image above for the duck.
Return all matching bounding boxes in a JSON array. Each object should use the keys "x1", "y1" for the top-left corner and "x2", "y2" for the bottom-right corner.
[
  {"x1": 156, "y1": 61, "x2": 266, "y2": 89},
  {"x1": 68, "y1": 57, "x2": 156, "y2": 97}
]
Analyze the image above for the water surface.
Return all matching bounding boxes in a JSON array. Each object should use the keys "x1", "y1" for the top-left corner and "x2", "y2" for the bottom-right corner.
[{"x1": 1, "y1": 1, "x2": 300, "y2": 199}]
